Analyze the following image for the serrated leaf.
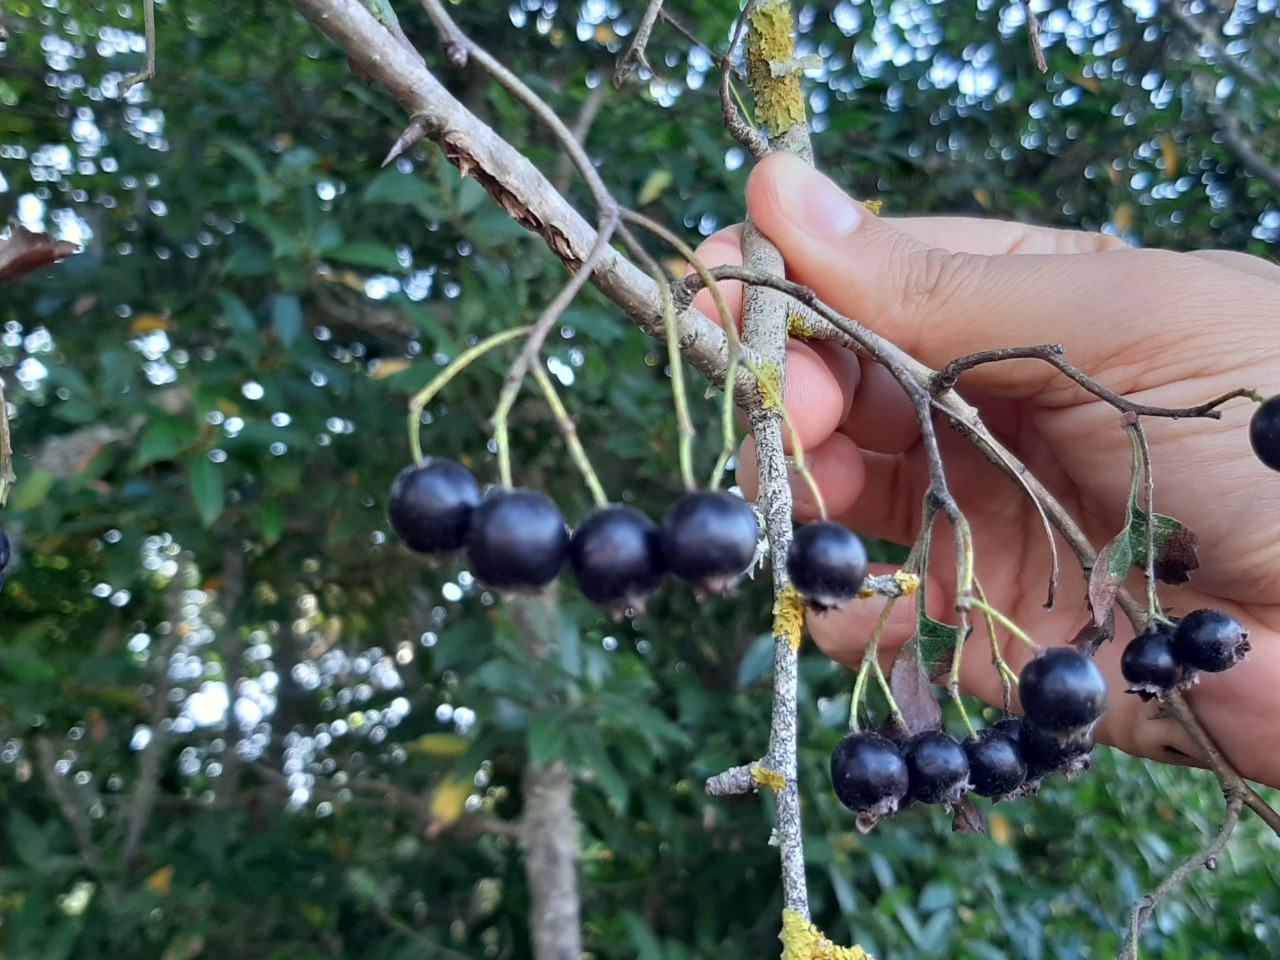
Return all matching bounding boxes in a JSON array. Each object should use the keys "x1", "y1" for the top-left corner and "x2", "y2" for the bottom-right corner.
[
  {"x1": 916, "y1": 613, "x2": 959, "y2": 674},
  {"x1": 189, "y1": 457, "x2": 225, "y2": 527},
  {"x1": 1131, "y1": 508, "x2": 1199, "y2": 584}
]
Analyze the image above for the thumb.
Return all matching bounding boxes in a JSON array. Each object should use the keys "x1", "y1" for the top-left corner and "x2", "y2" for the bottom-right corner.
[{"x1": 746, "y1": 153, "x2": 1210, "y2": 389}]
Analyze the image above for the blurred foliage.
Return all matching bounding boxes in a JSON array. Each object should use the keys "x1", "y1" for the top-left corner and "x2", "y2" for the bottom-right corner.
[{"x1": 1, "y1": 0, "x2": 1278, "y2": 958}]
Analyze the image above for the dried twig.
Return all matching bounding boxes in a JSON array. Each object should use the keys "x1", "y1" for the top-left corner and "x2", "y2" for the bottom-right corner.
[
  {"x1": 1118, "y1": 792, "x2": 1243, "y2": 960},
  {"x1": 1019, "y1": 0, "x2": 1048, "y2": 73},
  {"x1": 614, "y1": 0, "x2": 664, "y2": 86},
  {"x1": 118, "y1": 0, "x2": 156, "y2": 96}
]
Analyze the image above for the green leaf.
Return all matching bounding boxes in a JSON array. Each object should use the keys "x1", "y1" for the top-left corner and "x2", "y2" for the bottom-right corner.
[
  {"x1": 328, "y1": 240, "x2": 402, "y2": 272},
  {"x1": 527, "y1": 712, "x2": 571, "y2": 766},
  {"x1": 9, "y1": 469, "x2": 55, "y2": 510},
  {"x1": 916, "y1": 613, "x2": 959, "y2": 671},
  {"x1": 272, "y1": 293, "x2": 304, "y2": 347},
  {"x1": 258, "y1": 501, "x2": 285, "y2": 545},
  {"x1": 133, "y1": 415, "x2": 194, "y2": 468},
  {"x1": 221, "y1": 246, "x2": 275, "y2": 277},
  {"x1": 0, "y1": 643, "x2": 59, "y2": 682},
  {"x1": 362, "y1": 169, "x2": 438, "y2": 209},
  {"x1": 189, "y1": 457, "x2": 225, "y2": 527},
  {"x1": 1130, "y1": 508, "x2": 1199, "y2": 584}
]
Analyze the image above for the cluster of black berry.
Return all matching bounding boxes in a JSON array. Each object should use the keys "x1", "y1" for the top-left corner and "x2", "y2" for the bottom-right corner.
[
  {"x1": 388, "y1": 459, "x2": 875, "y2": 614},
  {"x1": 388, "y1": 457, "x2": 795, "y2": 612},
  {"x1": 831, "y1": 647, "x2": 1108, "y2": 824},
  {"x1": 1121, "y1": 610, "x2": 1250, "y2": 699}
]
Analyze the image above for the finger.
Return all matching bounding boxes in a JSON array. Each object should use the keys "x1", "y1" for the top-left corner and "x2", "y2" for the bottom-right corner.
[
  {"x1": 837, "y1": 359, "x2": 921, "y2": 455},
  {"x1": 690, "y1": 225, "x2": 746, "y2": 330},
  {"x1": 775, "y1": 340, "x2": 862, "y2": 454},
  {"x1": 887, "y1": 215, "x2": 1130, "y2": 256},
  {"x1": 745, "y1": 154, "x2": 1248, "y2": 392},
  {"x1": 1188, "y1": 249, "x2": 1280, "y2": 283},
  {"x1": 737, "y1": 430, "x2": 869, "y2": 521}
]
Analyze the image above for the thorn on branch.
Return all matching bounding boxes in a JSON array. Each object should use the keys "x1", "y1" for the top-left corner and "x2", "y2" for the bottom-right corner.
[{"x1": 383, "y1": 115, "x2": 431, "y2": 167}]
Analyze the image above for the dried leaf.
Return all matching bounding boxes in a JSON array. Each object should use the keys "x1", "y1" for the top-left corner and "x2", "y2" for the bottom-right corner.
[
  {"x1": 1131, "y1": 509, "x2": 1199, "y2": 584},
  {"x1": 1087, "y1": 533, "x2": 1129, "y2": 630},
  {"x1": 1068, "y1": 614, "x2": 1114, "y2": 656},
  {"x1": 0, "y1": 222, "x2": 80, "y2": 286},
  {"x1": 889, "y1": 638, "x2": 942, "y2": 739},
  {"x1": 951, "y1": 795, "x2": 985, "y2": 834}
]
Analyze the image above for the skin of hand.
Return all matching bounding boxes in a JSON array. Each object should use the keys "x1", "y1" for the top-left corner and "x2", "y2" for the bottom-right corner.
[{"x1": 695, "y1": 152, "x2": 1280, "y2": 789}]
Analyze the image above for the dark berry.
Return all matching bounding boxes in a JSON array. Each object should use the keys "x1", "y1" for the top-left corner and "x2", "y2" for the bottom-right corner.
[
  {"x1": 786, "y1": 522, "x2": 869, "y2": 608},
  {"x1": 990, "y1": 715, "x2": 1023, "y2": 746},
  {"x1": 965, "y1": 729, "x2": 1027, "y2": 799},
  {"x1": 569, "y1": 506, "x2": 665, "y2": 613},
  {"x1": 661, "y1": 491, "x2": 758, "y2": 594},
  {"x1": 466, "y1": 489, "x2": 569, "y2": 592},
  {"x1": 903, "y1": 730, "x2": 971, "y2": 806},
  {"x1": 1121, "y1": 623, "x2": 1182, "y2": 696},
  {"x1": 0, "y1": 528, "x2": 8, "y2": 571},
  {"x1": 1172, "y1": 609, "x2": 1250, "y2": 673},
  {"x1": 1020, "y1": 721, "x2": 1095, "y2": 783},
  {"x1": 830, "y1": 732, "x2": 909, "y2": 818},
  {"x1": 1018, "y1": 647, "x2": 1108, "y2": 735},
  {"x1": 1249, "y1": 395, "x2": 1280, "y2": 472},
  {"x1": 388, "y1": 459, "x2": 482, "y2": 555}
]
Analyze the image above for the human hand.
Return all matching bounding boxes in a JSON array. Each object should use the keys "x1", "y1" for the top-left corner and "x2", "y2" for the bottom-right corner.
[{"x1": 696, "y1": 152, "x2": 1280, "y2": 789}]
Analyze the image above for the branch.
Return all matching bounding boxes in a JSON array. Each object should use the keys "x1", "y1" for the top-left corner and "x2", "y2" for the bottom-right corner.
[
  {"x1": 118, "y1": 0, "x2": 156, "y2": 96},
  {"x1": 1118, "y1": 792, "x2": 1243, "y2": 960},
  {"x1": 614, "y1": 0, "x2": 664, "y2": 86},
  {"x1": 521, "y1": 761, "x2": 583, "y2": 960},
  {"x1": 35, "y1": 735, "x2": 103, "y2": 868},
  {"x1": 289, "y1": 0, "x2": 742, "y2": 394}
]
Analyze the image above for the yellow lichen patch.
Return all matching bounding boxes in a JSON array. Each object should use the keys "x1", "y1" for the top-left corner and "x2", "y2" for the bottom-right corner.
[
  {"x1": 856, "y1": 571, "x2": 920, "y2": 601},
  {"x1": 862, "y1": 199, "x2": 883, "y2": 216},
  {"x1": 752, "y1": 765, "x2": 786, "y2": 792},
  {"x1": 780, "y1": 909, "x2": 873, "y2": 960},
  {"x1": 746, "y1": 0, "x2": 807, "y2": 132},
  {"x1": 773, "y1": 584, "x2": 807, "y2": 651},
  {"x1": 755, "y1": 360, "x2": 785, "y2": 410},
  {"x1": 787, "y1": 311, "x2": 818, "y2": 338}
]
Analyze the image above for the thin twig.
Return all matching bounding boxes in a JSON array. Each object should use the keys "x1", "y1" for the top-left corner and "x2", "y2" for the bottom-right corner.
[
  {"x1": 118, "y1": 0, "x2": 156, "y2": 96},
  {"x1": 1164, "y1": 689, "x2": 1280, "y2": 837},
  {"x1": 614, "y1": 0, "x2": 664, "y2": 86},
  {"x1": 934, "y1": 344, "x2": 1254, "y2": 420},
  {"x1": 553, "y1": 82, "x2": 609, "y2": 193},
  {"x1": 1019, "y1": 0, "x2": 1048, "y2": 73},
  {"x1": 1118, "y1": 793, "x2": 1243, "y2": 960},
  {"x1": 35, "y1": 736, "x2": 103, "y2": 867},
  {"x1": 529, "y1": 361, "x2": 609, "y2": 508}
]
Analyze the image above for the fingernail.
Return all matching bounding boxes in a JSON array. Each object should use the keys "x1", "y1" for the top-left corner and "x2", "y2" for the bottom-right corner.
[{"x1": 776, "y1": 158, "x2": 861, "y2": 237}]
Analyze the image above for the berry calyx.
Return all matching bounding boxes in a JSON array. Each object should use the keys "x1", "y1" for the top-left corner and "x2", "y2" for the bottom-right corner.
[
  {"x1": 1172, "y1": 609, "x2": 1250, "y2": 673},
  {"x1": 1121, "y1": 623, "x2": 1182, "y2": 697},
  {"x1": 903, "y1": 730, "x2": 971, "y2": 806},
  {"x1": 1249, "y1": 394, "x2": 1280, "y2": 472},
  {"x1": 830, "y1": 731, "x2": 909, "y2": 819},
  {"x1": 388, "y1": 459, "x2": 482, "y2": 555},
  {"x1": 661, "y1": 491, "x2": 758, "y2": 595},
  {"x1": 965, "y1": 729, "x2": 1027, "y2": 800},
  {"x1": 1019, "y1": 722, "x2": 1095, "y2": 784},
  {"x1": 1018, "y1": 647, "x2": 1108, "y2": 735},
  {"x1": 466, "y1": 489, "x2": 570, "y2": 592},
  {"x1": 786, "y1": 521, "x2": 869, "y2": 608},
  {"x1": 569, "y1": 506, "x2": 665, "y2": 613}
]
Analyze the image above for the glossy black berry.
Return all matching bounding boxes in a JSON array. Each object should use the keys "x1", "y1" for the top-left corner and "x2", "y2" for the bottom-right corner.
[
  {"x1": 990, "y1": 715, "x2": 1023, "y2": 746},
  {"x1": 1249, "y1": 395, "x2": 1280, "y2": 472},
  {"x1": 1020, "y1": 721, "x2": 1095, "y2": 783},
  {"x1": 466, "y1": 489, "x2": 569, "y2": 592},
  {"x1": 903, "y1": 731, "x2": 971, "y2": 806},
  {"x1": 0, "y1": 527, "x2": 9, "y2": 571},
  {"x1": 1172, "y1": 609, "x2": 1250, "y2": 673},
  {"x1": 830, "y1": 732, "x2": 909, "y2": 818},
  {"x1": 1019, "y1": 647, "x2": 1108, "y2": 735},
  {"x1": 787, "y1": 522, "x2": 869, "y2": 608},
  {"x1": 388, "y1": 459, "x2": 482, "y2": 555},
  {"x1": 965, "y1": 729, "x2": 1027, "y2": 799},
  {"x1": 569, "y1": 506, "x2": 665, "y2": 613},
  {"x1": 1121, "y1": 623, "x2": 1182, "y2": 696},
  {"x1": 661, "y1": 491, "x2": 758, "y2": 594}
]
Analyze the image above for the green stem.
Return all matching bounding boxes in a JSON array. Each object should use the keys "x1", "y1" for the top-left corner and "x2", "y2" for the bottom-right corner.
[{"x1": 528, "y1": 362, "x2": 609, "y2": 509}]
